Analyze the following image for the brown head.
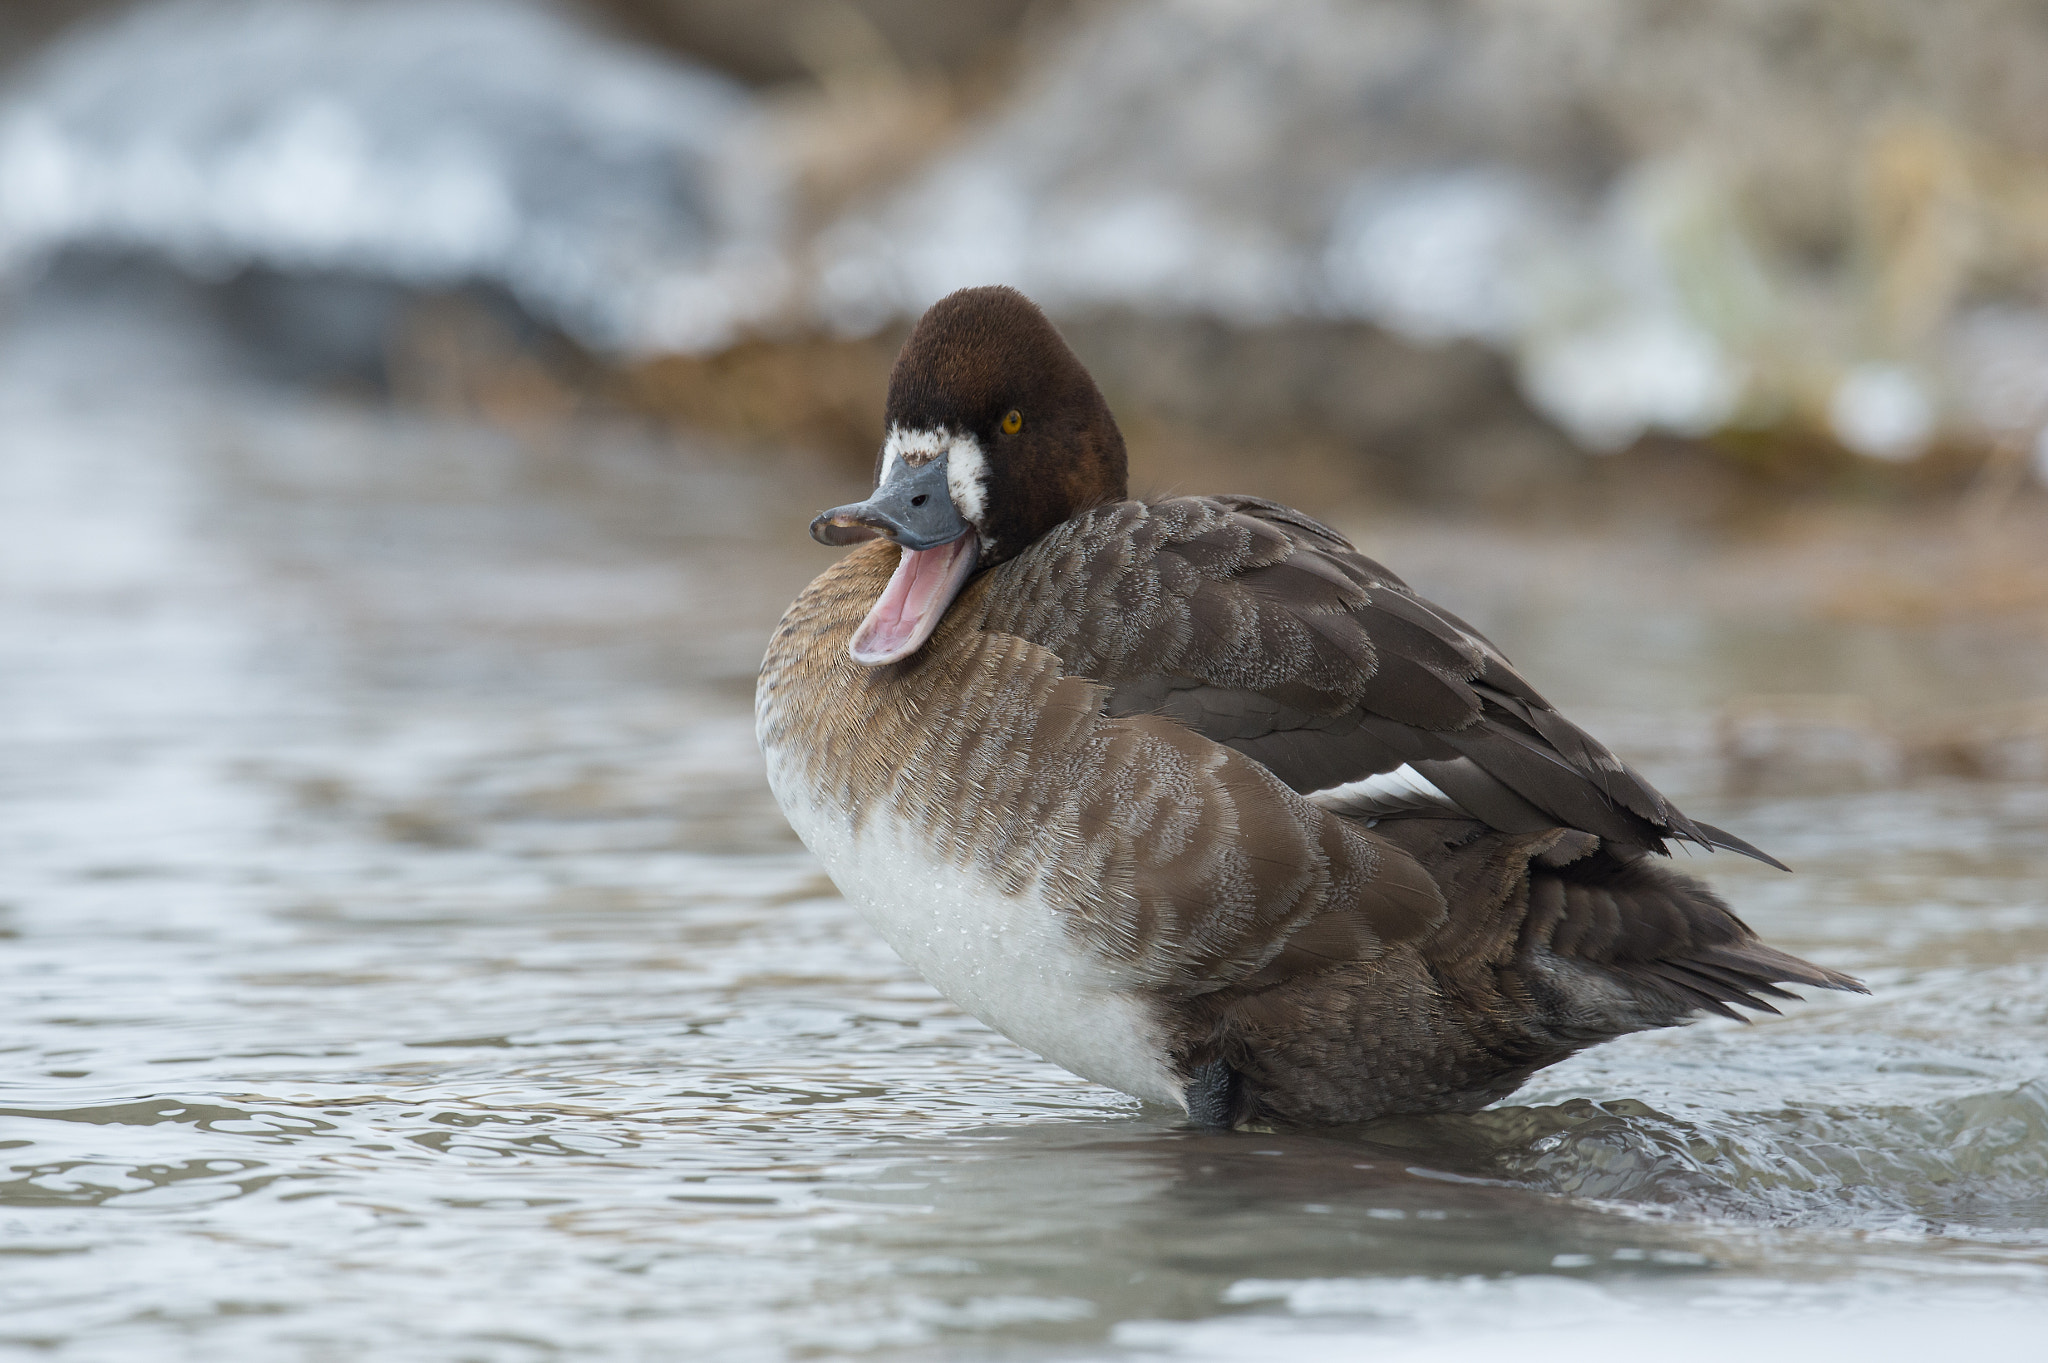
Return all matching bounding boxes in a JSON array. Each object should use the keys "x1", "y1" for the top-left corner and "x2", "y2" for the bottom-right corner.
[{"x1": 810, "y1": 286, "x2": 1128, "y2": 665}]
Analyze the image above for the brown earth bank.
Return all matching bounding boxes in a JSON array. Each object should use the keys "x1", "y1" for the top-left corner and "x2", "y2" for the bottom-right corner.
[{"x1": 603, "y1": 314, "x2": 2037, "y2": 529}]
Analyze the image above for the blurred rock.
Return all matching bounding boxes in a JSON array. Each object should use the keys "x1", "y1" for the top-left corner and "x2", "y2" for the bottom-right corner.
[
  {"x1": 621, "y1": 326, "x2": 903, "y2": 458},
  {"x1": 0, "y1": 0, "x2": 790, "y2": 353},
  {"x1": 17, "y1": 245, "x2": 596, "y2": 417}
]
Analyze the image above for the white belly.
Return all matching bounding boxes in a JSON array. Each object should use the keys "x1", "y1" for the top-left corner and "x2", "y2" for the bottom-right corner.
[{"x1": 761, "y1": 745, "x2": 1184, "y2": 1109}]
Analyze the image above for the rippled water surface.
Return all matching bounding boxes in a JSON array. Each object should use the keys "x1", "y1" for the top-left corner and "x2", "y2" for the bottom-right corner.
[{"x1": 5, "y1": 297, "x2": 2048, "y2": 1361}]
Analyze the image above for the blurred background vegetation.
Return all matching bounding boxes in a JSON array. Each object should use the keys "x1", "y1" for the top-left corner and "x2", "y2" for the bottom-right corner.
[{"x1": 6, "y1": 0, "x2": 2048, "y2": 527}]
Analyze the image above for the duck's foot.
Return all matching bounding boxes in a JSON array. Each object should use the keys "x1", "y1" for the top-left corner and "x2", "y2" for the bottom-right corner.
[{"x1": 1184, "y1": 1059, "x2": 1242, "y2": 1129}]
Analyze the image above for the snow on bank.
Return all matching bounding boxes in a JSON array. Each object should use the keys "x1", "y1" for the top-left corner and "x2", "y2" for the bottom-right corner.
[
  {"x1": 0, "y1": 0, "x2": 790, "y2": 353},
  {"x1": 818, "y1": 0, "x2": 2048, "y2": 461}
]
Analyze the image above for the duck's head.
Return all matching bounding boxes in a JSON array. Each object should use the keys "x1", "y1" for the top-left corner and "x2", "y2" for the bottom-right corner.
[{"x1": 811, "y1": 285, "x2": 1128, "y2": 666}]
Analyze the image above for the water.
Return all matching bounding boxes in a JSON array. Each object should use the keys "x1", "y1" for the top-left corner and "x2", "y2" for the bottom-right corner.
[{"x1": 4, "y1": 294, "x2": 2048, "y2": 1360}]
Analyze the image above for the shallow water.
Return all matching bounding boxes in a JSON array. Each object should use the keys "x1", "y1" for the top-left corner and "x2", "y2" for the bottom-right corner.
[{"x1": 5, "y1": 297, "x2": 2048, "y2": 1361}]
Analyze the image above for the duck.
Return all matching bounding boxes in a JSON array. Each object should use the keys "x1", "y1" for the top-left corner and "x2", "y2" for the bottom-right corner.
[{"x1": 756, "y1": 285, "x2": 1863, "y2": 1128}]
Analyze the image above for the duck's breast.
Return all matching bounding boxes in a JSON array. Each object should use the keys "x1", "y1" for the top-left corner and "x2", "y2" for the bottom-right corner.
[
  {"x1": 756, "y1": 546, "x2": 1186, "y2": 1108},
  {"x1": 762, "y1": 747, "x2": 1184, "y2": 1105}
]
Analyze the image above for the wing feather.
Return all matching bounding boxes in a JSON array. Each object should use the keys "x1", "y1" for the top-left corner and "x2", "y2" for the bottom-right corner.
[{"x1": 978, "y1": 495, "x2": 1781, "y2": 867}]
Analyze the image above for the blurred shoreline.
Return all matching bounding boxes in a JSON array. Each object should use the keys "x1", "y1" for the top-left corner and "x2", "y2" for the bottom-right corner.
[{"x1": 7, "y1": 0, "x2": 2048, "y2": 510}]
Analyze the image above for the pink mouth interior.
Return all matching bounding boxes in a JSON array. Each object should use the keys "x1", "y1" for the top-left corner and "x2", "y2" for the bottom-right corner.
[{"x1": 848, "y1": 533, "x2": 978, "y2": 666}]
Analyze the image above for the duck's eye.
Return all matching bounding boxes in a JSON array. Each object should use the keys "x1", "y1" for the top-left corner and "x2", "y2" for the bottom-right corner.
[{"x1": 1001, "y1": 409, "x2": 1023, "y2": 435}]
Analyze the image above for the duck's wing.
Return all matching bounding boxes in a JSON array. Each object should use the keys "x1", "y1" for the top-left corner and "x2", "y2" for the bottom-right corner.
[
  {"x1": 978, "y1": 495, "x2": 1781, "y2": 868},
  {"x1": 765, "y1": 539, "x2": 1449, "y2": 1001}
]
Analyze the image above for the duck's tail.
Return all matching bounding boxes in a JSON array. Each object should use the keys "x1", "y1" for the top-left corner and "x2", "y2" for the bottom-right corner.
[
  {"x1": 1517, "y1": 838, "x2": 1865, "y2": 1039},
  {"x1": 1373, "y1": 814, "x2": 1866, "y2": 1049}
]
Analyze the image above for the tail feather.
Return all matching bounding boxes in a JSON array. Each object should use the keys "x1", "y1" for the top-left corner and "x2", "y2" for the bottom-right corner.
[
  {"x1": 1525, "y1": 845, "x2": 1865, "y2": 1032},
  {"x1": 1642, "y1": 960, "x2": 1786, "y2": 1019},
  {"x1": 1692, "y1": 819, "x2": 1793, "y2": 872},
  {"x1": 1365, "y1": 810, "x2": 1863, "y2": 1065},
  {"x1": 1695, "y1": 941, "x2": 1867, "y2": 997},
  {"x1": 1200, "y1": 810, "x2": 1867, "y2": 1125}
]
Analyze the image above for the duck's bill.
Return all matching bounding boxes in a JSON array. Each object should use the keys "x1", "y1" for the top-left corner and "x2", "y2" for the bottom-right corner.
[
  {"x1": 848, "y1": 531, "x2": 979, "y2": 666},
  {"x1": 810, "y1": 452, "x2": 966, "y2": 551}
]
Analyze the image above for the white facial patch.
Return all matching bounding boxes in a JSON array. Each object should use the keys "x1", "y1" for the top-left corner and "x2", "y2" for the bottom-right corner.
[
  {"x1": 880, "y1": 424, "x2": 989, "y2": 528},
  {"x1": 943, "y1": 433, "x2": 988, "y2": 527},
  {"x1": 881, "y1": 424, "x2": 949, "y2": 474}
]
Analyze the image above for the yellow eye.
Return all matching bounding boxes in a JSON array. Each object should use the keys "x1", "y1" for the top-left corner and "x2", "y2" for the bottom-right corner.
[{"x1": 1001, "y1": 409, "x2": 1023, "y2": 435}]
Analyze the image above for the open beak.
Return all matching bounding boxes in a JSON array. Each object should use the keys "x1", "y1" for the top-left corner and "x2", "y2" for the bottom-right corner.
[{"x1": 810, "y1": 455, "x2": 978, "y2": 666}]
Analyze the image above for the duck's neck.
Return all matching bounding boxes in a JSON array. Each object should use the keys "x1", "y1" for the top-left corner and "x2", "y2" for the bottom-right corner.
[{"x1": 758, "y1": 541, "x2": 1004, "y2": 822}]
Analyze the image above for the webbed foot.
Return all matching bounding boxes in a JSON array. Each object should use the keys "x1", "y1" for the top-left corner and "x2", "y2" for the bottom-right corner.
[{"x1": 1184, "y1": 1059, "x2": 1242, "y2": 1129}]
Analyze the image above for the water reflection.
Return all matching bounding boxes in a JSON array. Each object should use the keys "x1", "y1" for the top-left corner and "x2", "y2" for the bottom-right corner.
[{"x1": 2, "y1": 293, "x2": 2046, "y2": 1358}]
